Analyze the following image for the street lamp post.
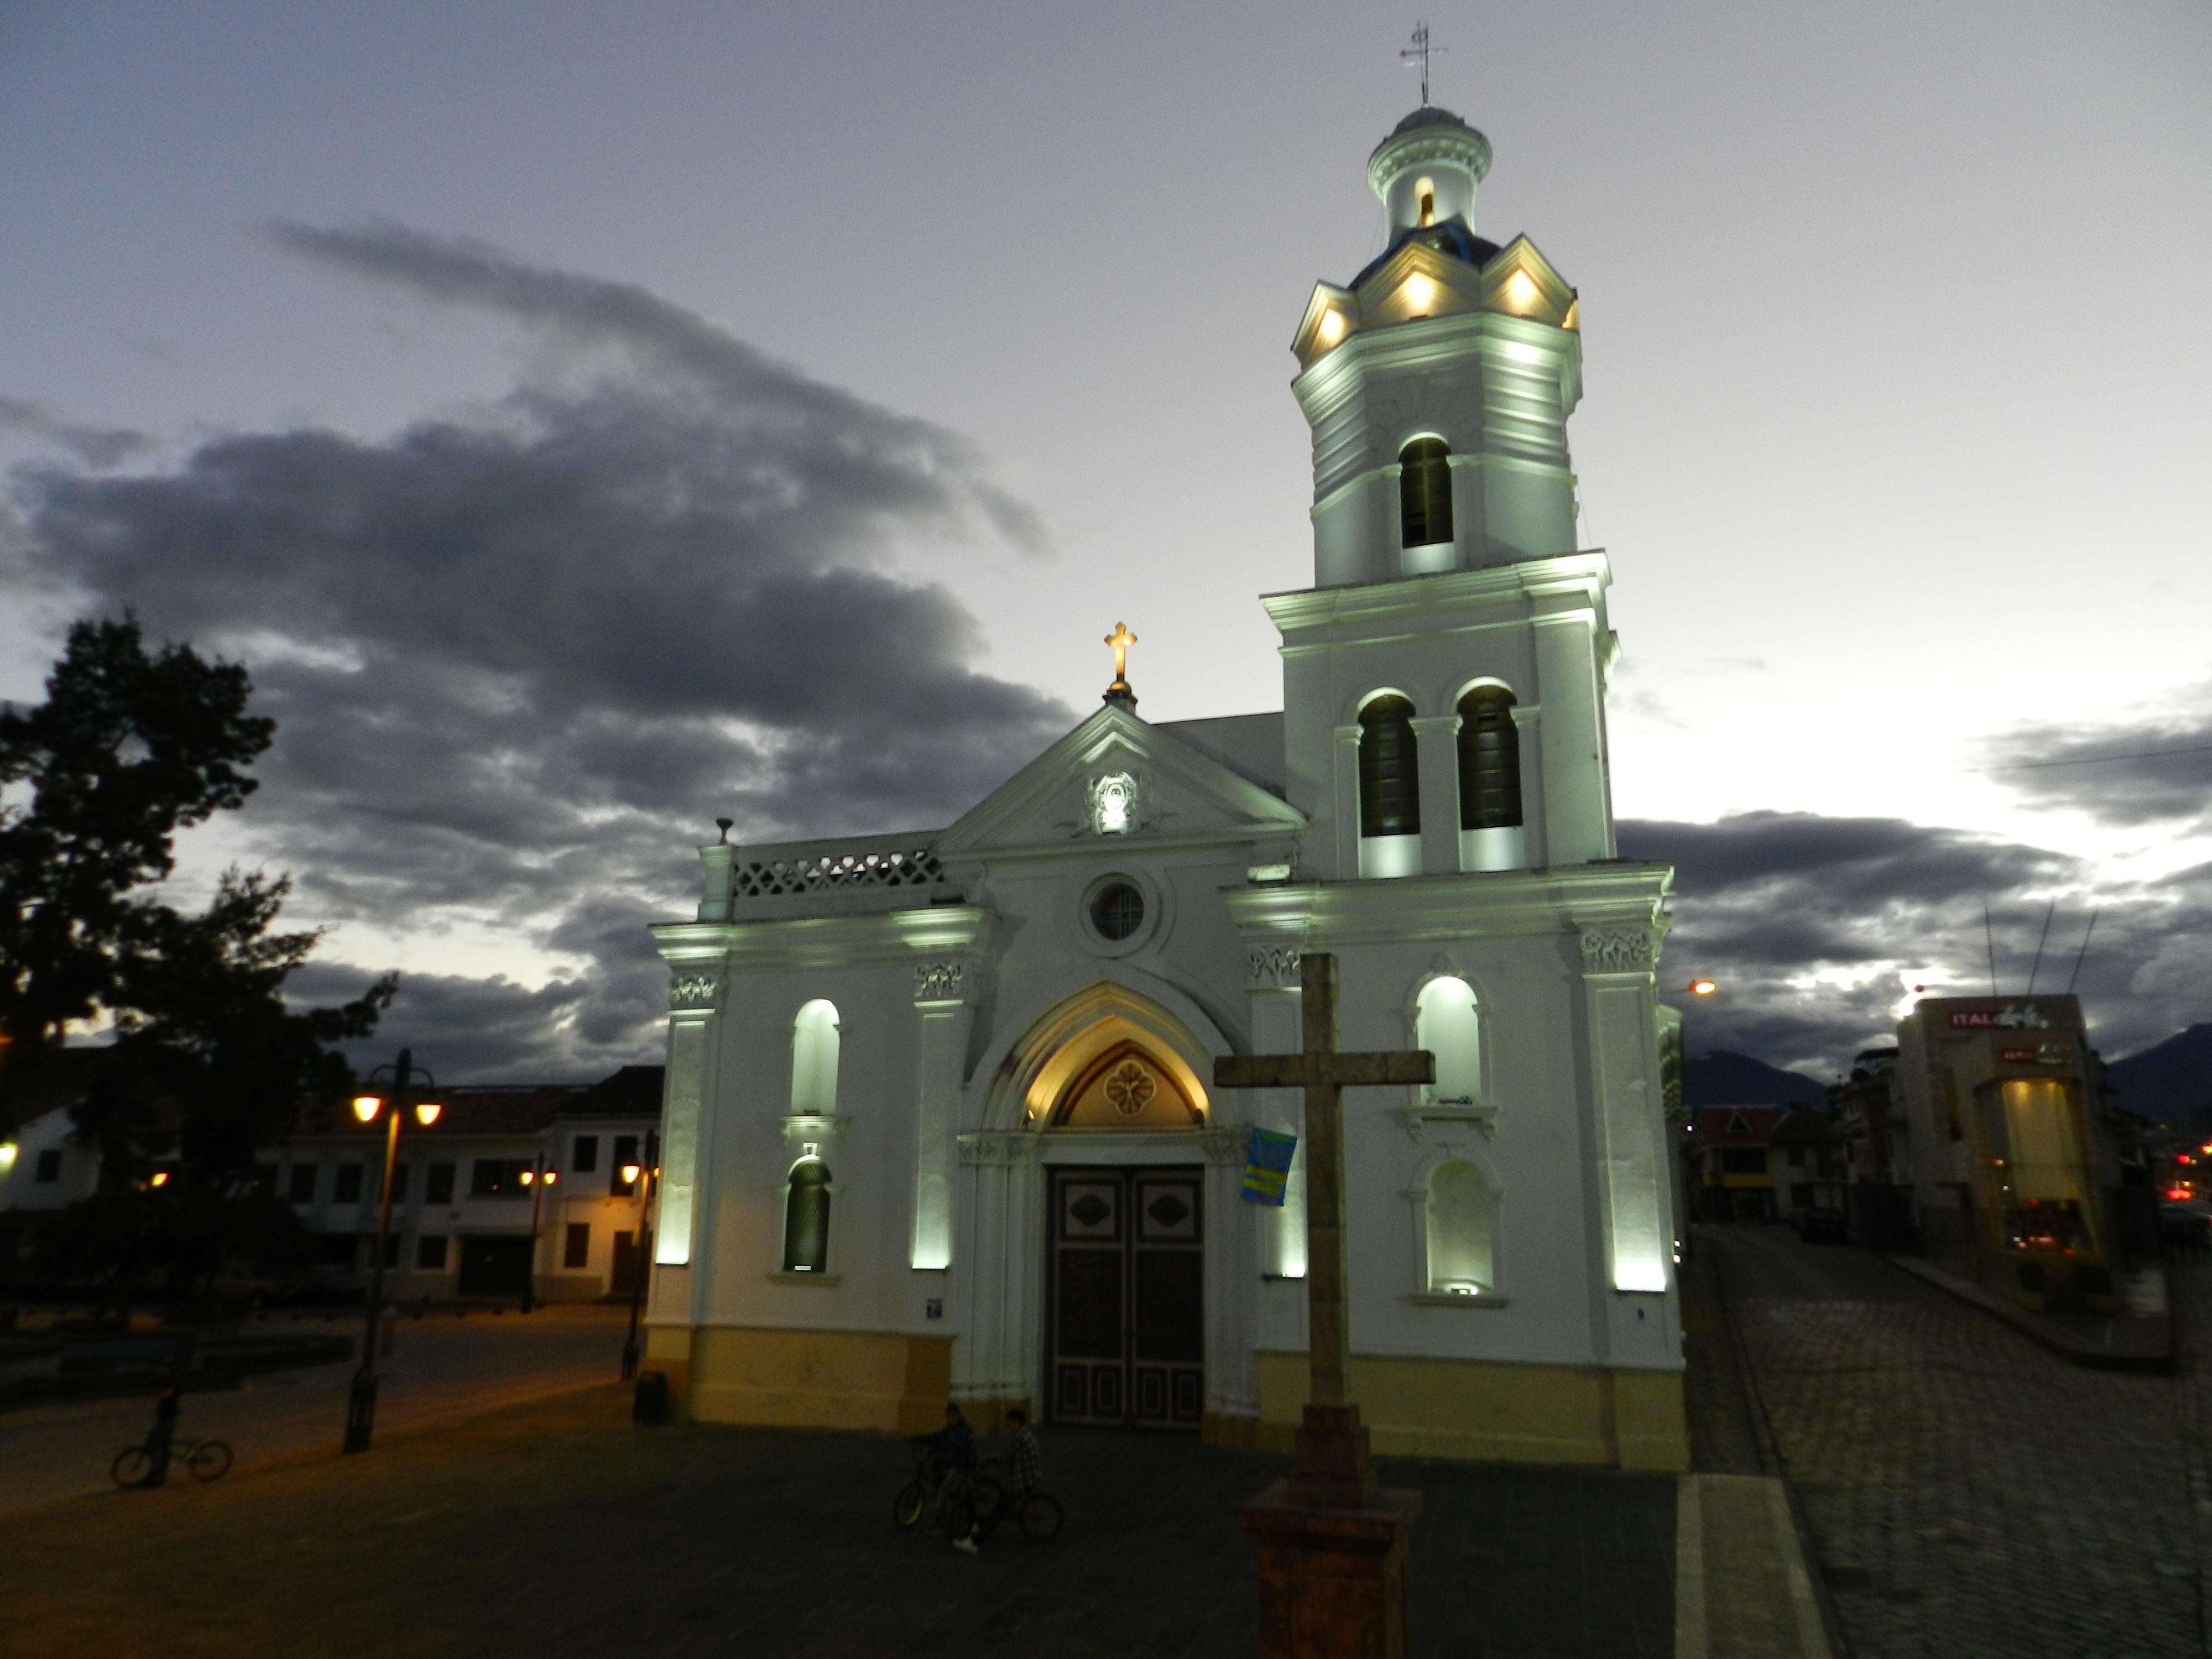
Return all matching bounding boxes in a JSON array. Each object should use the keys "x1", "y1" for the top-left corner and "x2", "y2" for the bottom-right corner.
[
  {"x1": 519, "y1": 1154, "x2": 555, "y2": 1313},
  {"x1": 618, "y1": 1159, "x2": 654, "y2": 1381},
  {"x1": 343, "y1": 1047, "x2": 441, "y2": 1455}
]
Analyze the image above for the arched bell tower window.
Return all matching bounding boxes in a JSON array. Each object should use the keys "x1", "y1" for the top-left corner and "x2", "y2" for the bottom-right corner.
[
  {"x1": 789, "y1": 999, "x2": 841, "y2": 1118},
  {"x1": 1399, "y1": 439, "x2": 1453, "y2": 550},
  {"x1": 1456, "y1": 685, "x2": 1528, "y2": 873},
  {"x1": 1357, "y1": 695, "x2": 1421, "y2": 879},
  {"x1": 782, "y1": 1157, "x2": 831, "y2": 1273},
  {"x1": 1457, "y1": 686, "x2": 1521, "y2": 829}
]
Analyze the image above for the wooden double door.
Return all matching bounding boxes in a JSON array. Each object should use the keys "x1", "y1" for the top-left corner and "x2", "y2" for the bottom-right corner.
[{"x1": 1046, "y1": 1166, "x2": 1204, "y2": 1430}]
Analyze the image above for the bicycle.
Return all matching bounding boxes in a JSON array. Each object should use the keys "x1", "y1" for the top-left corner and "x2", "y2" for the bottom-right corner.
[
  {"x1": 893, "y1": 1437, "x2": 1001, "y2": 1532},
  {"x1": 971, "y1": 1455, "x2": 1063, "y2": 1545},
  {"x1": 111, "y1": 1435, "x2": 233, "y2": 1488}
]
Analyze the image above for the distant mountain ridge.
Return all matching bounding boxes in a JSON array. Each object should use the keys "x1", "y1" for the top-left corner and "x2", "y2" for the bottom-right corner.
[
  {"x1": 2106, "y1": 1024, "x2": 2212, "y2": 1123},
  {"x1": 1686, "y1": 1050, "x2": 1830, "y2": 1109}
]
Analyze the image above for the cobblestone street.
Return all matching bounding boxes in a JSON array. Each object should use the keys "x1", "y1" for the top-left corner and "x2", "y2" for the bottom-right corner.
[{"x1": 1705, "y1": 1224, "x2": 2211, "y2": 1659}]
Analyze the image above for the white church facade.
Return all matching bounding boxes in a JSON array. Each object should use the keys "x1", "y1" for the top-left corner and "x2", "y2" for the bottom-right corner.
[{"x1": 643, "y1": 105, "x2": 1688, "y2": 1471}]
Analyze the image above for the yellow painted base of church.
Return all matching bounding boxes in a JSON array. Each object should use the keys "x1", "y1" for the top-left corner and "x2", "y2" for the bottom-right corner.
[
  {"x1": 1251, "y1": 1352, "x2": 1688, "y2": 1472},
  {"x1": 645, "y1": 1325, "x2": 952, "y2": 1434}
]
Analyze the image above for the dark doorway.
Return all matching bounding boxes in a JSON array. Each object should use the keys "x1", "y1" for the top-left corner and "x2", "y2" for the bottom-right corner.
[
  {"x1": 456, "y1": 1234, "x2": 531, "y2": 1297},
  {"x1": 610, "y1": 1228, "x2": 644, "y2": 1295},
  {"x1": 1046, "y1": 1167, "x2": 1203, "y2": 1430}
]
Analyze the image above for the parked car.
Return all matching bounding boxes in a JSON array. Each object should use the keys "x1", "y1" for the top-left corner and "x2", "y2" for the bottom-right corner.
[
  {"x1": 1791, "y1": 1180, "x2": 1850, "y2": 1243},
  {"x1": 2157, "y1": 1202, "x2": 2211, "y2": 1254}
]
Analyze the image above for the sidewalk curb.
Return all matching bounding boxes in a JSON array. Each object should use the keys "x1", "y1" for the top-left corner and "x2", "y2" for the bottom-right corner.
[
  {"x1": 1882, "y1": 1254, "x2": 2175, "y2": 1371},
  {"x1": 1674, "y1": 1473, "x2": 1833, "y2": 1659}
]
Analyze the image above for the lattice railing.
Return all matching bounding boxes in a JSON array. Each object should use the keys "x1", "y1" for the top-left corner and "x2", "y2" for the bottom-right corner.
[{"x1": 731, "y1": 842, "x2": 943, "y2": 901}]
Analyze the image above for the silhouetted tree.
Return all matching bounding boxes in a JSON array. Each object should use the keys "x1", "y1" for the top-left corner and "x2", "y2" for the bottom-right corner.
[{"x1": 0, "y1": 617, "x2": 394, "y2": 1288}]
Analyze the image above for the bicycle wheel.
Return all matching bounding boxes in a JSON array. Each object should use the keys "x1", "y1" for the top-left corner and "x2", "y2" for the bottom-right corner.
[
  {"x1": 893, "y1": 1480, "x2": 926, "y2": 1530},
  {"x1": 186, "y1": 1440, "x2": 233, "y2": 1482},
  {"x1": 1019, "y1": 1492, "x2": 1063, "y2": 1543},
  {"x1": 110, "y1": 1447, "x2": 153, "y2": 1488},
  {"x1": 969, "y1": 1475, "x2": 1005, "y2": 1532}
]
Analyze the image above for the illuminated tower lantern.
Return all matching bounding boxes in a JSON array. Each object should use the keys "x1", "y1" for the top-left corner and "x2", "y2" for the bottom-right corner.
[{"x1": 643, "y1": 102, "x2": 1686, "y2": 1474}]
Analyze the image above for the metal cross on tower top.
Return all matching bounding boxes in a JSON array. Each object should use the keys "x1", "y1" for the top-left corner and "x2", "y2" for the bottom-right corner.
[{"x1": 1400, "y1": 20, "x2": 1445, "y2": 106}]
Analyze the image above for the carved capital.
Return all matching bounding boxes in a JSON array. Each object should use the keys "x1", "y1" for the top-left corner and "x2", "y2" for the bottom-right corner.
[
  {"x1": 1247, "y1": 947, "x2": 1303, "y2": 989},
  {"x1": 1199, "y1": 1126, "x2": 1247, "y2": 1166},
  {"x1": 957, "y1": 1131, "x2": 1033, "y2": 1167},
  {"x1": 669, "y1": 971, "x2": 725, "y2": 1012},
  {"x1": 1577, "y1": 926, "x2": 1655, "y2": 974},
  {"x1": 912, "y1": 959, "x2": 969, "y2": 1004}
]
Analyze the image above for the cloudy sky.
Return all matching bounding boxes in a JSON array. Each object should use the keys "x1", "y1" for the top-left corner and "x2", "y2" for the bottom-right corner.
[{"x1": 3, "y1": 1, "x2": 2208, "y2": 1081}]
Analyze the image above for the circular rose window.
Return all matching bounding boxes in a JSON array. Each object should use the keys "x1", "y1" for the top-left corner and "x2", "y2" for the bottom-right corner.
[{"x1": 1088, "y1": 880, "x2": 1145, "y2": 941}]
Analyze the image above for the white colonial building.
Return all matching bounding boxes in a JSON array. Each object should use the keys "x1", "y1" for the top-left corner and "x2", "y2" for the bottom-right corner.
[{"x1": 644, "y1": 104, "x2": 1686, "y2": 1469}]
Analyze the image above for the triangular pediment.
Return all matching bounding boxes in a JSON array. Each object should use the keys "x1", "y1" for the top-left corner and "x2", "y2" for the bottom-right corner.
[
  {"x1": 1478, "y1": 236, "x2": 1575, "y2": 328},
  {"x1": 936, "y1": 703, "x2": 1306, "y2": 858},
  {"x1": 1352, "y1": 239, "x2": 1486, "y2": 328},
  {"x1": 1291, "y1": 280, "x2": 1358, "y2": 368}
]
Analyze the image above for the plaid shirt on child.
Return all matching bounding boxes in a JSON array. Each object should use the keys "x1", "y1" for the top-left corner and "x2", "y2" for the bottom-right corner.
[{"x1": 1005, "y1": 1426, "x2": 1044, "y2": 1494}]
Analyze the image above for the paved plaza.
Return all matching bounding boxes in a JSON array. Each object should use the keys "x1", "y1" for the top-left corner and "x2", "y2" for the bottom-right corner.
[
  {"x1": 0, "y1": 1302, "x2": 632, "y2": 1519},
  {"x1": 1704, "y1": 1224, "x2": 2211, "y2": 1659},
  {"x1": 2, "y1": 1381, "x2": 1678, "y2": 1659}
]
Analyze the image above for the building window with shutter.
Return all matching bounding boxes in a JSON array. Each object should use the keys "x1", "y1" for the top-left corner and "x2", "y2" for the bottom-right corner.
[{"x1": 1455, "y1": 684, "x2": 1528, "y2": 872}]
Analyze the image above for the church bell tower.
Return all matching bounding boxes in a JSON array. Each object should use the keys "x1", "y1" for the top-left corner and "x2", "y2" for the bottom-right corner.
[{"x1": 1270, "y1": 105, "x2": 1619, "y2": 884}]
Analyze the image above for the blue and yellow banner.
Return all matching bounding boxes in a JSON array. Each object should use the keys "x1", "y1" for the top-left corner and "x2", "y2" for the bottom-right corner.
[{"x1": 1240, "y1": 1127, "x2": 1297, "y2": 1207}]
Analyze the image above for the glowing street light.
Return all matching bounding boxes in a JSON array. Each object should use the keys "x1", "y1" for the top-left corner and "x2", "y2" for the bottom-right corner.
[
  {"x1": 1687, "y1": 979, "x2": 1718, "y2": 997},
  {"x1": 343, "y1": 1047, "x2": 440, "y2": 1455}
]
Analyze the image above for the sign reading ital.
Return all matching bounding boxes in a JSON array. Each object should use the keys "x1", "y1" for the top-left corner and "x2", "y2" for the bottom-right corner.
[{"x1": 1949, "y1": 1004, "x2": 2053, "y2": 1031}]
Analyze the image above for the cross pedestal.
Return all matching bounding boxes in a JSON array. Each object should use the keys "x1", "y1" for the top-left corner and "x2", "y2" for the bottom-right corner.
[{"x1": 1214, "y1": 952, "x2": 1433, "y2": 1659}]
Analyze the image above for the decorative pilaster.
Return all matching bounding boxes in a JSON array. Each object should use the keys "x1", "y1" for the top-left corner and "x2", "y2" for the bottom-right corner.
[
  {"x1": 1245, "y1": 951, "x2": 1308, "y2": 1279},
  {"x1": 910, "y1": 959, "x2": 977, "y2": 1272},
  {"x1": 1575, "y1": 924, "x2": 1671, "y2": 1301},
  {"x1": 1533, "y1": 600, "x2": 1611, "y2": 864},
  {"x1": 1410, "y1": 714, "x2": 1460, "y2": 877},
  {"x1": 657, "y1": 968, "x2": 726, "y2": 1291}
]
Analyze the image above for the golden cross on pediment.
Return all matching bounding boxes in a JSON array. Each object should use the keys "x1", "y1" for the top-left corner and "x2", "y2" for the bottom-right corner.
[{"x1": 1103, "y1": 622, "x2": 1138, "y2": 703}]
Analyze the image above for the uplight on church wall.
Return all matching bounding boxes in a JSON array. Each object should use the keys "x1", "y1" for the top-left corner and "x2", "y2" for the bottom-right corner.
[
  {"x1": 1501, "y1": 270, "x2": 1540, "y2": 315},
  {"x1": 1316, "y1": 309, "x2": 1346, "y2": 347},
  {"x1": 1400, "y1": 273, "x2": 1438, "y2": 315}
]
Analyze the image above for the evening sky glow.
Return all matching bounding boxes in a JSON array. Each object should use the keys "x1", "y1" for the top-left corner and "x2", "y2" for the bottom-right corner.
[{"x1": 3, "y1": 1, "x2": 2208, "y2": 1077}]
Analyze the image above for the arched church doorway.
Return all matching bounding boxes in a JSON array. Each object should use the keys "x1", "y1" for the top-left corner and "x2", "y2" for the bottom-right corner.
[{"x1": 999, "y1": 992, "x2": 1212, "y2": 1431}]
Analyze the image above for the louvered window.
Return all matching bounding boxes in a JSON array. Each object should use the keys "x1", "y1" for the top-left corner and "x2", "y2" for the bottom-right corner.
[
  {"x1": 1358, "y1": 696, "x2": 1421, "y2": 838},
  {"x1": 1400, "y1": 438, "x2": 1453, "y2": 548},
  {"x1": 1456, "y1": 686, "x2": 1522, "y2": 830}
]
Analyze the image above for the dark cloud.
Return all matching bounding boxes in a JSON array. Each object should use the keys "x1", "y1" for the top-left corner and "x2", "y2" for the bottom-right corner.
[
  {"x1": 1987, "y1": 698, "x2": 2212, "y2": 828},
  {"x1": 0, "y1": 395, "x2": 154, "y2": 469},
  {"x1": 6, "y1": 226, "x2": 1073, "y2": 1081},
  {"x1": 1618, "y1": 811, "x2": 2156, "y2": 1075}
]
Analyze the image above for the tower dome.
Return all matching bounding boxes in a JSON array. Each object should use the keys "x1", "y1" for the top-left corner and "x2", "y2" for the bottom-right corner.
[{"x1": 1366, "y1": 105, "x2": 1493, "y2": 237}]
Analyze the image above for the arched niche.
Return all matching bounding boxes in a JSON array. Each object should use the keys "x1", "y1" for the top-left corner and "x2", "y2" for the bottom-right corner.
[
  {"x1": 1414, "y1": 975, "x2": 1481, "y2": 1107},
  {"x1": 1423, "y1": 1157, "x2": 1497, "y2": 1295},
  {"x1": 788, "y1": 999, "x2": 841, "y2": 1117}
]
